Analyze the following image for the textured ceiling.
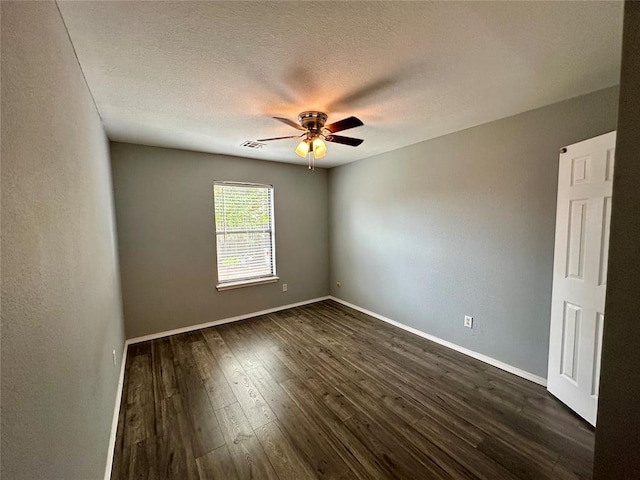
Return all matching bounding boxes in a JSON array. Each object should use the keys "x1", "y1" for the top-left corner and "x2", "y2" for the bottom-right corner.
[{"x1": 57, "y1": 1, "x2": 623, "y2": 168}]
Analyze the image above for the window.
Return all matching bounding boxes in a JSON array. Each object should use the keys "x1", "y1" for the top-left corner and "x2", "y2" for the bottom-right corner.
[{"x1": 214, "y1": 181, "x2": 277, "y2": 290}]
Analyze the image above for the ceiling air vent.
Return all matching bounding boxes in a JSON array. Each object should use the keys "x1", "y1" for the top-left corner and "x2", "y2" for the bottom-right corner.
[{"x1": 241, "y1": 140, "x2": 266, "y2": 149}]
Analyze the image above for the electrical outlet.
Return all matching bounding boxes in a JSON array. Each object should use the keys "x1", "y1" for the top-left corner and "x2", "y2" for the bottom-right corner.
[
  {"x1": 464, "y1": 315, "x2": 473, "y2": 328},
  {"x1": 336, "y1": 281, "x2": 342, "y2": 287},
  {"x1": 112, "y1": 349, "x2": 117, "y2": 367},
  {"x1": 282, "y1": 283, "x2": 288, "y2": 292}
]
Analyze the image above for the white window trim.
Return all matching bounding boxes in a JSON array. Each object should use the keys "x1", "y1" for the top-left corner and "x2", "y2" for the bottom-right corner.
[
  {"x1": 214, "y1": 181, "x2": 277, "y2": 290},
  {"x1": 216, "y1": 275, "x2": 279, "y2": 291}
]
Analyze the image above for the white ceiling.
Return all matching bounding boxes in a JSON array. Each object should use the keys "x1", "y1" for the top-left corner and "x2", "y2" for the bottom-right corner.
[{"x1": 58, "y1": 1, "x2": 623, "y2": 168}]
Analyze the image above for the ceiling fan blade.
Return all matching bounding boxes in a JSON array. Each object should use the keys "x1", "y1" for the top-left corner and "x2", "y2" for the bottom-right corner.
[
  {"x1": 273, "y1": 117, "x2": 305, "y2": 131},
  {"x1": 323, "y1": 116, "x2": 363, "y2": 133},
  {"x1": 325, "y1": 135, "x2": 364, "y2": 147},
  {"x1": 256, "y1": 135, "x2": 302, "y2": 142}
]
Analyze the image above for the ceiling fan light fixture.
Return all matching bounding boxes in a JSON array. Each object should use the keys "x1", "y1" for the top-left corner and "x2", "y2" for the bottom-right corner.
[
  {"x1": 261, "y1": 111, "x2": 364, "y2": 165},
  {"x1": 312, "y1": 137, "x2": 327, "y2": 159},
  {"x1": 295, "y1": 139, "x2": 310, "y2": 158}
]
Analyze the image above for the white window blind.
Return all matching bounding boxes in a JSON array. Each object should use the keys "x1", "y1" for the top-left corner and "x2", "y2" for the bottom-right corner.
[{"x1": 214, "y1": 182, "x2": 276, "y2": 285}]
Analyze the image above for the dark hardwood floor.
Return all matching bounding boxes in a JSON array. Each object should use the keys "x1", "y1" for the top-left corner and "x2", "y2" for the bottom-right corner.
[{"x1": 111, "y1": 300, "x2": 594, "y2": 479}]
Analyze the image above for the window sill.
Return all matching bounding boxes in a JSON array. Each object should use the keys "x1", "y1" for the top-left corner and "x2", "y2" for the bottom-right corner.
[{"x1": 216, "y1": 276, "x2": 279, "y2": 291}]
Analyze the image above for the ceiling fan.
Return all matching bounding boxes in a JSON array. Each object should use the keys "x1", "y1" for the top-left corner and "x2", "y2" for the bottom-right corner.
[{"x1": 257, "y1": 111, "x2": 364, "y2": 168}]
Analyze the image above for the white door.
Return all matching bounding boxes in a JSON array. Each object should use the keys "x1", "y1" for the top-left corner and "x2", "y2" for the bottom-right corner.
[{"x1": 547, "y1": 131, "x2": 616, "y2": 426}]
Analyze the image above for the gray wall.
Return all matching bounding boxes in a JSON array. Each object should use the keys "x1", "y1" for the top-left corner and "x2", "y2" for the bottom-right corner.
[
  {"x1": 111, "y1": 143, "x2": 329, "y2": 339},
  {"x1": 329, "y1": 87, "x2": 619, "y2": 378},
  {"x1": 1, "y1": 2, "x2": 125, "y2": 479},
  {"x1": 594, "y1": 2, "x2": 640, "y2": 477}
]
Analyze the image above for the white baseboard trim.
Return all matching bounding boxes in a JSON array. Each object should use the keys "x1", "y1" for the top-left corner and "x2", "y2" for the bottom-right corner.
[
  {"x1": 126, "y1": 295, "x2": 331, "y2": 346},
  {"x1": 104, "y1": 343, "x2": 128, "y2": 480},
  {"x1": 329, "y1": 296, "x2": 547, "y2": 387}
]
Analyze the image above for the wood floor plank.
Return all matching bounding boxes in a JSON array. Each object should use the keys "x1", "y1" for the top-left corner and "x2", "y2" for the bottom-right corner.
[
  {"x1": 195, "y1": 445, "x2": 239, "y2": 480},
  {"x1": 190, "y1": 340, "x2": 236, "y2": 410},
  {"x1": 254, "y1": 420, "x2": 317, "y2": 480},
  {"x1": 260, "y1": 329, "x2": 365, "y2": 424},
  {"x1": 304, "y1": 375, "x2": 355, "y2": 422},
  {"x1": 123, "y1": 349, "x2": 155, "y2": 447},
  {"x1": 275, "y1": 308, "x2": 352, "y2": 356},
  {"x1": 340, "y1": 350, "x2": 486, "y2": 447},
  {"x1": 151, "y1": 337, "x2": 179, "y2": 399},
  {"x1": 151, "y1": 338, "x2": 178, "y2": 438},
  {"x1": 279, "y1": 376, "x2": 401, "y2": 480},
  {"x1": 171, "y1": 335, "x2": 226, "y2": 458},
  {"x1": 519, "y1": 404, "x2": 594, "y2": 454},
  {"x1": 217, "y1": 323, "x2": 263, "y2": 370},
  {"x1": 342, "y1": 413, "x2": 448, "y2": 480},
  {"x1": 156, "y1": 395, "x2": 199, "y2": 480},
  {"x1": 269, "y1": 316, "x2": 430, "y2": 428},
  {"x1": 477, "y1": 435, "x2": 558, "y2": 479},
  {"x1": 356, "y1": 377, "x2": 426, "y2": 425},
  {"x1": 231, "y1": 320, "x2": 296, "y2": 382},
  {"x1": 112, "y1": 300, "x2": 595, "y2": 480},
  {"x1": 215, "y1": 402, "x2": 279, "y2": 480},
  {"x1": 127, "y1": 437, "x2": 158, "y2": 480},
  {"x1": 274, "y1": 320, "x2": 429, "y2": 427},
  {"x1": 341, "y1": 347, "x2": 561, "y2": 471},
  {"x1": 551, "y1": 453, "x2": 594, "y2": 480},
  {"x1": 244, "y1": 363, "x2": 356, "y2": 479},
  {"x1": 414, "y1": 416, "x2": 516, "y2": 480},
  {"x1": 202, "y1": 328, "x2": 276, "y2": 429},
  {"x1": 333, "y1": 379, "x2": 463, "y2": 480}
]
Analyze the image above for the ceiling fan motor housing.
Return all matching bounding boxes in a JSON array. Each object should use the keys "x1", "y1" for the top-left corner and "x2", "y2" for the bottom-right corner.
[{"x1": 298, "y1": 111, "x2": 328, "y2": 134}]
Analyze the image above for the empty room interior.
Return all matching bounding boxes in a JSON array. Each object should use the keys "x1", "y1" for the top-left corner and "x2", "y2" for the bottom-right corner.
[{"x1": 3, "y1": 1, "x2": 640, "y2": 479}]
